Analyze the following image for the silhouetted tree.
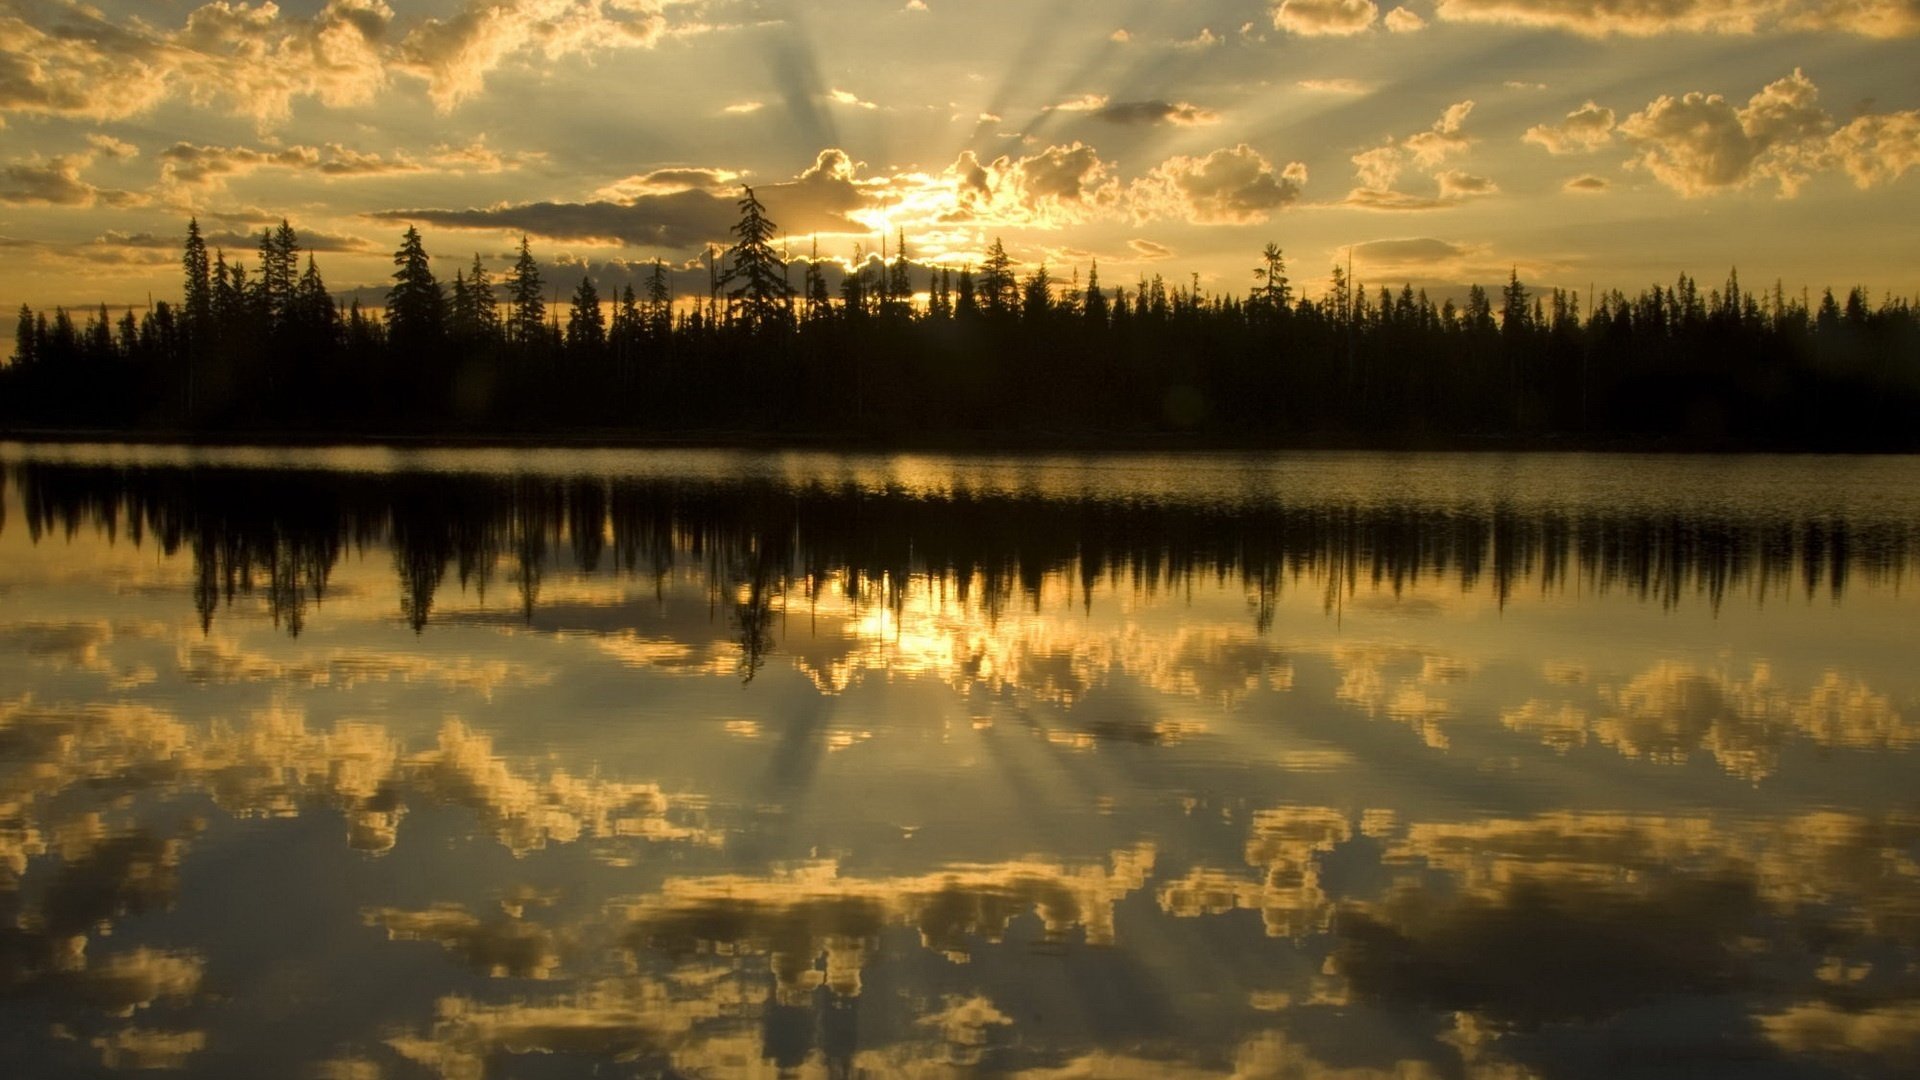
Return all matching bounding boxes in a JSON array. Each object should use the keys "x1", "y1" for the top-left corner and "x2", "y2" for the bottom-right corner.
[
  {"x1": 720, "y1": 186, "x2": 793, "y2": 333},
  {"x1": 384, "y1": 227, "x2": 444, "y2": 354},
  {"x1": 507, "y1": 236, "x2": 544, "y2": 346},
  {"x1": 566, "y1": 275, "x2": 606, "y2": 354}
]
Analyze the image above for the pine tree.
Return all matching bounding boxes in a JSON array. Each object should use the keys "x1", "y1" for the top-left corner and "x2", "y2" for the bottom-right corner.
[
  {"x1": 720, "y1": 186, "x2": 794, "y2": 333},
  {"x1": 1500, "y1": 268, "x2": 1531, "y2": 335},
  {"x1": 386, "y1": 226, "x2": 444, "y2": 346},
  {"x1": 645, "y1": 259, "x2": 672, "y2": 335},
  {"x1": 256, "y1": 219, "x2": 298, "y2": 330},
  {"x1": 296, "y1": 254, "x2": 335, "y2": 338},
  {"x1": 1021, "y1": 265, "x2": 1053, "y2": 321},
  {"x1": 566, "y1": 274, "x2": 605, "y2": 354},
  {"x1": 468, "y1": 255, "x2": 499, "y2": 339},
  {"x1": 1253, "y1": 243, "x2": 1289, "y2": 313},
  {"x1": 887, "y1": 228, "x2": 913, "y2": 316},
  {"x1": 13, "y1": 303, "x2": 36, "y2": 366},
  {"x1": 1084, "y1": 260, "x2": 1107, "y2": 324},
  {"x1": 979, "y1": 239, "x2": 1015, "y2": 316},
  {"x1": 507, "y1": 236, "x2": 544, "y2": 346},
  {"x1": 182, "y1": 218, "x2": 212, "y2": 339},
  {"x1": 803, "y1": 241, "x2": 830, "y2": 323}
]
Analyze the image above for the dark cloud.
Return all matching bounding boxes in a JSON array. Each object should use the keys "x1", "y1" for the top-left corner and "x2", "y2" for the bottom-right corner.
[
  {"x1": 1091, "y1": 100, "x2": 1220, "y2": 126},
  {"x1": 1350, "y1": 238, "x2": 1469, "y2": 263},
  {"x1": 370, "y1": 149, "x2": 869, "y2": 250},
  {"x1": 0, "y1": 154, "x2": 138, "y2": 207},
  {"x1": 95, "y1": 228, "x2": 376, "y2": 254},
  {"x1": 1333, "y1": 873, "x2": 1763, "y2": 1026}
]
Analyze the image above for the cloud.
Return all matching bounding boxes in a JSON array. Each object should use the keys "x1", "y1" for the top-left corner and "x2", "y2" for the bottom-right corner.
[
  {"x1": 721, "y1": 100, "x2": 764, "y2": 114},
  {"x1": 396, "y1": 0, "x2": 666, "y2": 111},
  {"x1": 84, "y1": 134, "x2": 138, "y2": 159},
  {"x1": 1297, "y1": 78, "x2": 1373, "y2": 94},
  {"x1": 1519, "y1": 69, "x2": 1917, "y2": 198},
  {"x1": 1564, "y1": 173, "x2": 1611, "y2": 192},
  {"x1": 595, "y1": 167, "x2": 743, "y2": 199},
  {"x1": 1350, "y1": 237, "x2": 1472, "y2": 264},
  {"x1": 1405, "y1": 100, "x2": 1476, "y2": 165},
  {"x1": 1524, "y1": 101, "x2": 1618, "y2": 153},
  {"x1": 827, "y1": 88, "x2": 879, "y2": 110},
  {"x1": 372, "y1": 148, "x2": 869, "y2": 248},
  {"x1": 1048, "y1": 94, "x2": 1110, "y2": 113},
  {"x1": 1090, "y1": 100, "x2": 1221, "y2": 126},
  {"x1": 157, "y1": 138, "x2": 533, "y2": 189},
  {"x1": 1345, "y1": 100, "x2": 1487, "y2": 209},
  {"x1": 0, "y1": 152, "x2": 139, "y2": 207},
  {"x1": 1385, "y1": 6, "x2": 1429, "y2": 29},
  {"x1": 95, "y1": 228, "x2": 376, "y2": 254},
  {"x1": 1133, "y1": 144, "x2": 1309, "y2": 224},
  {"x1": 0, "y1": 0, "x2": 669, "y2": 127},
  {"x1": 1129, "y1": 238, "x2": 1175, "y2": 260},
  {"x1": 1436, "y1": 169, "x2": 1498, "y2": 196},
  {"x1": 1829, "y1": 110, "x2": 1920, "y2": 187},
  {"x1": 1433, "y1": 0, "x2": 1920, "y2": 37},
  {"x1": 940, "y1": 142, "x2": 1122, "y2": 229},
  {"x1": 1618, "y1": 68, "x2": 1831, "y2": 196},
  {"x1": 1110, "y1": 27, "x2": 1132, "y2": 42},
  {"x1": 1273, "y1": 0, "x2": 1382, "y2": 34}
]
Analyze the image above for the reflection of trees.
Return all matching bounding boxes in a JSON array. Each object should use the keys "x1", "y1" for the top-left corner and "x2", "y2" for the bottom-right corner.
[{"x1": 11, "y1": 463, "x2": 1914, "y2": 649}]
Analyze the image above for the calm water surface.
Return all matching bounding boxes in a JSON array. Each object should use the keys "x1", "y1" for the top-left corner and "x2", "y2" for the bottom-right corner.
[{"x1": 2, "y1": 444, "x2": 1918, "y2": 1079}]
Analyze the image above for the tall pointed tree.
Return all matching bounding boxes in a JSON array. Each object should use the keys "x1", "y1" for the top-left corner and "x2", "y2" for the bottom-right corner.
[
  {"x1": 719, "y1": 186, "x2": 794, "y2": 333},
  {"x1": 507, "y1": 235, "x2": 544, "y2": 346},
  {"x1": 182, "y1": 218, "x2": 212, "y2": 339},
  {"x1": 386, "y1": 226, "x2": 444, "y2": 346},
  {"x1": 566, "y1": 274, "x2": 605, "y2": 354}
]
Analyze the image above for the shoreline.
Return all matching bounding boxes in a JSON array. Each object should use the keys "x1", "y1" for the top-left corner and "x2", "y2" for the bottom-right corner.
[{"x1": 5, "y1": 426, "x2": 1917, "y2": 456}]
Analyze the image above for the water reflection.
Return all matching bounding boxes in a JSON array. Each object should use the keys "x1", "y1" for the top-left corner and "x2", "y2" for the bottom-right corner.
[
  {"x1": 1, "y1": 448, "x2": 1917, "y2": 1078},
  {"x1": 12, "y1": 460, "x2": 1918, "y2": 653}
]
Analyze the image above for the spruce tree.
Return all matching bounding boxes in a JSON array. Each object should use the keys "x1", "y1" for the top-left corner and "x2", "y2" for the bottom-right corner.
[
  {"x1": 468, "y1": 255, "x2": 499, "y2": 338},
  {"x1": 386, "y1": 226, "x2": 444, "y2": 346},
  {"x1": 182, "y1": 218, "x2": 212, "y2": 339},
  {"x1": 566, "y1": 274, "x2": 605, "y2": 353},
  {"x1": 507, "y1": 236, "x2": 544, "y2": 345},
  {"x1": 719, "y1": 186, "x2": 794, "y2": 333}
]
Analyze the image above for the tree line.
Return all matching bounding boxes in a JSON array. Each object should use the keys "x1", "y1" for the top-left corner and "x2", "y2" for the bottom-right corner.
[{"x1": 4, "y1": 187, "x2": 1918, "y2": 447}]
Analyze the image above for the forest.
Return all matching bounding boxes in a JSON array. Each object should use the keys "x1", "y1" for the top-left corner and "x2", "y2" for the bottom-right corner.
[{"x1": 4, "y1": 189, "x2": 1918, "y2": 448}]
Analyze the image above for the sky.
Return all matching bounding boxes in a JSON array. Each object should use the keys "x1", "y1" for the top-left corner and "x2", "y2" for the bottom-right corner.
[{"x1": 1, "y1": 0, "x2": 1917, "y2": 312}]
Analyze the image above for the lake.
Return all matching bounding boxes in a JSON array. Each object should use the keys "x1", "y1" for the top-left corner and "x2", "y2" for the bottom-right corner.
[{"x1": 2, "y1": 444, "x2": 1917, "y2": 1079}]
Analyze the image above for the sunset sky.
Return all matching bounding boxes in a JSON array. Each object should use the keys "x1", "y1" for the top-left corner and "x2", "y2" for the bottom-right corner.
[{"x1": 2, "y1": 0, "x2": 1917, "y2": 311}]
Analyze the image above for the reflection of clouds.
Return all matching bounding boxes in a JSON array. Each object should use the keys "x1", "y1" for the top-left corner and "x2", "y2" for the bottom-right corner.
[
  {"x1": 1761, "y1": 1002, "x2": 1920, "y2": 1067},
  {"x1": 1500, "y1": 700, "x2": 1592, "y2": 752},
  {"x1": 1500, "y1": 663, "x2": 1916, "y2": 779},
  {"x1": 0, "y1": 619, "x2": 163, "y2": 688},
  {"x1": 1160, "y1": 806, "x2": 1353, "y2": 938},
  {"x1": 387, "y1": 973, "x2": 730, "y2": 1080},
  {"x1": 768, "y1": 573, "x2": 1291, "y2": 709},
  {"x1": 1, "y1": 693, "x2": 716, "y2": 863},
  {"x1": 77, "y1": 947, "x2": 205, "y2": 1017},
  {"x1": 916, "y1": 994, "x2": 1013, "y2": 1066},
  {"x1": 1334, "y1": 645, "x2": 1460, "y2": 749},
  {"x1": 1006, "y1": 1027, "x2": 1488, "y2": 1079},
  {"x1": 625, "y1": 847, "x2": 1155, "y2": 1003},
  {"x1": 1596, "y1": 661, "x2": 1785, "y2": 779},
  {"x1": 177, "y1": 635, "x2": 553, "y2": 699},
  {"x1": 91, "y1": 1027, "x2": 207, "y2": 1070},
  {"x1": 365, "y1": 904, "x2": 559, "y2": 980}
]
